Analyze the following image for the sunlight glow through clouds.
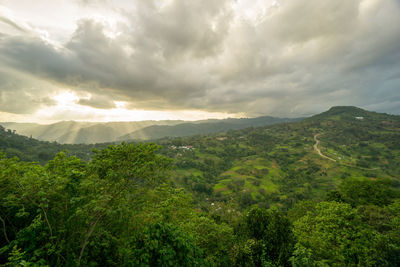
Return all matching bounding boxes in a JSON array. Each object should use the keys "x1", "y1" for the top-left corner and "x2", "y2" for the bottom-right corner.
[
  {"x1": 52, "y1": 91, "x2": 80, "y2": 107},
  {"x1": 233, "y1": 0, "x2": 279, "y2": 22},
  {"x1": 19, "y1": 91, "x2": 241, "y2": 124},
  {"x1": 1, "y1": 0, "x2": 399, "y2": 123}
]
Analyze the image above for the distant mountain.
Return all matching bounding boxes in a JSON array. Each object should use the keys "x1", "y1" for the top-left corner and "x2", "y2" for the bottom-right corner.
[
  {"x1": 0, "y1": 121, "x2": 96, "y2": 142},
  {"x1": 0, "y1": 120, "x2": 182, "y2": 144},
  {"x1": 119, "y1": 116, "x2": 302, "y2": 141},
  {"x1": 57, "y1": 124, "x2": 119, "y2": 144},
  {"x1": 1, "y1": 116, "x2": 301, "y2": 144}
]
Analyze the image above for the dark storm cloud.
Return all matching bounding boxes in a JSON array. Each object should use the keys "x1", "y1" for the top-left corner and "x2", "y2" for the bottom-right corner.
[
  {"x1": 0, "y1": 0, "x2": 232, "y2": 110},
  {"x1": 0, "y1": 0, "x2": 400, "y2": 116}
]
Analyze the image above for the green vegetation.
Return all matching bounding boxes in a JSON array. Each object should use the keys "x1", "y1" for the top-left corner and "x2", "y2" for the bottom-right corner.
[
  {"x1": 164, "y1": 106, "x2": 400, "y2": 211},
  {"x1": 0, "y1": 106, "x2": 399, "y2": 266}
]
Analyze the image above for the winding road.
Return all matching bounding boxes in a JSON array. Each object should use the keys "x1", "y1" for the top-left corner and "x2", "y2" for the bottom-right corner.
[
  {"x1": 313, "y1": 133, "x2": 379, "y2": 171},
  {"x1": 313, "y1": 134, "x2": 336, "y2": 162}
]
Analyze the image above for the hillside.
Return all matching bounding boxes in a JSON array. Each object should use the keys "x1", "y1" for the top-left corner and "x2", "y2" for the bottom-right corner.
[
  {"x1": 160, "y1": 106, "x2": 400, "y2": 210},
  {"x1": 57, "y1": 124, "x2": 120, "y2": 144}
]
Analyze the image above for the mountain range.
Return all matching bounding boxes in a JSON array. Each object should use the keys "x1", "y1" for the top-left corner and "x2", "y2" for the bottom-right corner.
[{"x1": 1, "y1": 116, "x2": 300, "y2": 144}]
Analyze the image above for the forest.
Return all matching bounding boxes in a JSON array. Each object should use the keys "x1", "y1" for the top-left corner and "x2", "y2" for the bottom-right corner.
[{"x1": 1, "y1": 107, "x2": 400, "y2": 266}]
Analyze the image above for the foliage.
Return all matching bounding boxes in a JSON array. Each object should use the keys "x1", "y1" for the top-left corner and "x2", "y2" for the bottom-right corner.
[
  {"x1": 232, "y1": 207, "x2": 294, "y2": 266},
  {"x1": 1, "y1": 107, "x2": 400, "y2": 266},
  {"x1": 127, "y1": 222, "x2": 203, "y2": 266},
  {"x1": 337, "y1": 178, "x2": 398, "y2": 206},
  {"x1": 0, "y1": 143, "x2": 175, "y2": 266},
  {"x1": 292, "y1": 201, "x2": 400, "y2": 266}
]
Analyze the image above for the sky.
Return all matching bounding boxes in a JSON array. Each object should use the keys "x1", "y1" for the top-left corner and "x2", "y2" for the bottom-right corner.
[{"x1": 0, "y1": 0, "x2": 399, "y2": 123}]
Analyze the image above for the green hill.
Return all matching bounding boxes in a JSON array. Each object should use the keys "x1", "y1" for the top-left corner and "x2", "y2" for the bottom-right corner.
[
  {"x1": 161, "y1": 106, "x2": 400, "y2": 209},
  {"x1": 308, "y1": 106, "x2": 398, "y2": 121}
]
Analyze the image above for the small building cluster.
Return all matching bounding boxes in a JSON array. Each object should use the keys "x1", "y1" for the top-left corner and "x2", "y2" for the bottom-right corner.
[{"x1": 170, "y1": 145, "x2": 194, "y2": 150}]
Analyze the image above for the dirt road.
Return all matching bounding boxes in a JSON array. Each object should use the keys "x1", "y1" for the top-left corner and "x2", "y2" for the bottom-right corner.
[
  {"x1": 313, "y1": 134, "x2": 336, "y2": 162},
  {"x1": 313, "y1": 133, "x2": 379, "y2": 170}
]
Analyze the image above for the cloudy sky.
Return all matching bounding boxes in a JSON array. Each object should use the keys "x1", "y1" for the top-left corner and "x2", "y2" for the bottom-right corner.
[{"x1": 0, "y1": 0, "x2": 399, "y2": 123}]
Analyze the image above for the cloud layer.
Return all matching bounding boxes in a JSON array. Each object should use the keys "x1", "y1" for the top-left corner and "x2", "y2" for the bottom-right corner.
[{"x1": 0, "y1": 0, "x2": 399, "y2": 120}]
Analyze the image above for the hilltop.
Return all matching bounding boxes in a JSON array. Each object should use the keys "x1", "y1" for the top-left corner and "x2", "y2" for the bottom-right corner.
[{"x1": 309, "y1": 106, "x2": 397, "y2": 121}]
